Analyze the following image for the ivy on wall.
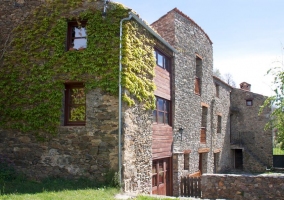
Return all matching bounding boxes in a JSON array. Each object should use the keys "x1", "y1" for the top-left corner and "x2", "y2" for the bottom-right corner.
[{"x1": 0, "y1": 0, "x2": 156, "y2": 137}]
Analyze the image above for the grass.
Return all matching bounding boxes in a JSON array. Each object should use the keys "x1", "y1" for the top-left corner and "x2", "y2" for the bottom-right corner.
[
  {"x1": 0, "y1": 158, "x2": 121, "y2": 200},
  {"x1": 0, "y1": 177, "x2": 120, "y2": 200},
  {"x1": 0, "y1": 188, "x2": 119, "y2": 200},
  {"x1": 0, "y1": 160, "x2": 180, "y2": 200},
  {"x1": 273, "y1": 147, "x2": 284, "y2": 155}
]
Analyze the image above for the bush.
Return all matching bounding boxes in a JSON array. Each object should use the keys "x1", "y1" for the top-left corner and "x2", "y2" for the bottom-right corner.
[
  {"x1": 0, "y1": 155, "x2": 17, "y2": 181},
  {"x1": 104, "y1": 170, "x2": 119, "y2": 188}
]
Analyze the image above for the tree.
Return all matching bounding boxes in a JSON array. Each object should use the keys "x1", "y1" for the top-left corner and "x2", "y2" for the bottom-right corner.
[
  {"x1": 213, "y1": 68, "x2": 222, "y2": 79},
  {"x1": 223, "y1": 73, "x2": 236, "y2": 87},
  {"x1": 260, "y1": 58, "x2": 284, "y2": 149}
]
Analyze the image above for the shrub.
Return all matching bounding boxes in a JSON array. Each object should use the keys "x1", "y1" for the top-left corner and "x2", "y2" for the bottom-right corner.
[{"x1": 0, "y1": 155, "x2": 17, "y2": 181}]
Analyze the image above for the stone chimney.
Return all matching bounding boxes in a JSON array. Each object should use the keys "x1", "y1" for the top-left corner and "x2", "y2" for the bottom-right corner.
[{"x1": 240, "y1": 82, "x2": 251, "y2": 91}]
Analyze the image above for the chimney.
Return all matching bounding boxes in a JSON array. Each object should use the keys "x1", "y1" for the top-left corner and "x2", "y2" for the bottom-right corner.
[{"x1": 240, "y1": 82, "x2": 251, "y2": 91}]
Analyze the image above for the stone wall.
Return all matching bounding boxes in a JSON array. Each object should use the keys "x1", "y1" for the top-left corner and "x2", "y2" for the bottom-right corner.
[
  {"x1": 202, "y1": 173, "x2": 284, "y2": 200},
  {"x1": 0, "y1": 88, "x2": 153, "y2": 194},
  {"x1": 122, "y1": 102, "x2": 153, "y2": 194},
  {"x1": 230, "y1": 88, "x2": 272, "y2": 172},
  {"x1": 0, "y1": 89, "x2": 119, "y2": 182},
  {"x1": 153, "y1": 8, "x2": 215, "y2": 195},
  {"x1": 0, "y1": 0, "x2": 156, "y2": 194},
  {"x1": 213, "y1": 77, "x2": 233, "y2": 173}
]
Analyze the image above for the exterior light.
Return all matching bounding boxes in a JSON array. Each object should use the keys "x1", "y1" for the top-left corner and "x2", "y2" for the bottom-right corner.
[{"x1": 175, "y1": 128, "x2": 184, "y2": 141}]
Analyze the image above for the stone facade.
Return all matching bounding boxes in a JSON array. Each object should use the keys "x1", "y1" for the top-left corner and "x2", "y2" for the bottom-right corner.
[
  {"x1": 122, "y1": 103, "x2": 153, "y2": 194},
  {"x1": 0, "y1": 2, "x2": 272, "y2": 197},
  {"x1": 0, "y1": 89, "x2": 120, "y2": 181},
  {"x1": 213, "y1": 77, "x2": 233, "y2": 172},
  {"x1": 230, "y1": 88, "x2": 272, "y2": 172},
  {"x1": 0, "y1": 0, "x2": 159, "y2": 194},
  {"x1": 152, "y1": 8, "x2": 271, "y2": 196},
  {"x1": 202, "y1": 174, "x2": 284, "y2": 199},
  {"x1": 152, "y1": 8, "x2": 230, "y2": 196}
]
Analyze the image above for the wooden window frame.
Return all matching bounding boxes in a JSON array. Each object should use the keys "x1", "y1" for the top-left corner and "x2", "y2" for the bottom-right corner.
[
  {"x1": 200, "y1": 127, "x2": 206, "y2": 143},
  {"x1": 184, "y1": 153, "x2": 190, "y2": 170},
  {"x1": 153, "y1": 97, "x2": 171, "y2": 125},
  {"x1": 64, "y1": 83, "x2": 86, "y2": 126},
  {"x1": 67, "y1": 21, "x2": 87, "y2": 51},
  {"x1": 200, "y1": 106, "x2": 207, "y2": 143},
  {"x1": 155, "y1": 49, "x2": 170, "y2": 71}
]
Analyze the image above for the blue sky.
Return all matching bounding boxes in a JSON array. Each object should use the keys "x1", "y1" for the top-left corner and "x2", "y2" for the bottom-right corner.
[{"x1": 116, "y1": 0, "x2": 284, "y2": 96}]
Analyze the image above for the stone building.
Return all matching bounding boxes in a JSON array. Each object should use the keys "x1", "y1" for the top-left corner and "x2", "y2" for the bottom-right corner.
[
  {"x1": 0, "y1": 0, "x2": 272, "y2": 197},
  {"x1": 151, "y1": 8, "x2": 272, "y2": 196}
]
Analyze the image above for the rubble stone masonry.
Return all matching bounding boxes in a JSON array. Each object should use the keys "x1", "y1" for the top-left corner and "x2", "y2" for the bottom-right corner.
[{"x1": 202, "y1": 174, "x2": 284, "y2": 199}]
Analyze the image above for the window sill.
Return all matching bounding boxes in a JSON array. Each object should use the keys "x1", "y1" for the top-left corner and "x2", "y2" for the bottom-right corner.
[
  {"x1": 152, "y1": 123, "x2": 172, "y2": 127},
  {"x1": 60, "y1": 125, "x2": 85, "y2": 129},
  {"x1": 68, "y1": 47, "x2": 86, "y2": 51}
]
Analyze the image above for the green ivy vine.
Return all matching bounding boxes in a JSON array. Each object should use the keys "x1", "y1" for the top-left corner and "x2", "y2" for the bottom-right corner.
[{"x1": 0, "y1": 0, "x2": 156, "y2": 137}]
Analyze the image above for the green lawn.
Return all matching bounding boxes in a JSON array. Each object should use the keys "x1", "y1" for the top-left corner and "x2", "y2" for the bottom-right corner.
[
  {"x1": 0, "y1": 178, "x2": 120, "y2": 200},
  {"x1": 0, "y1": 178, "x2": 180, "y2": 200},
  {"x1": 0, "y1": 188, "x2": 119, "y2": 200}
]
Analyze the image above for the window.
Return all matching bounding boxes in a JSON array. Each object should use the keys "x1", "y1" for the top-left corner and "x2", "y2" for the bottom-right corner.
[
  {"x1": 184, "y1": 153, "x2": 189, "y2": 170},
  {"x1": 67, "y1": 21, "x2": 87, "y2": 51},
  {"x1": 200, "y1": 106, "x2": 207, "y2": 143},
  {"x1": 153, "y1": 97, "x2": 170, "y2": 125},
  {"x1": 246, "y1": 100, "x2": 253, "y2": 106},
  {"x1": 155, "y1": 50, "x2": 169, "y2": 71},
  {"x1": 195, "y1": 55, "x2": 202, "y2": 95},
  {"x1": 215, "y1": 84, "x2": 220, "y2": 98},
  {"x1": 217, "y1": 115, "x2": 222, "y2": 133},
  {"x1": 64, "y1": 83, "x2": 86, "y2": 126}
]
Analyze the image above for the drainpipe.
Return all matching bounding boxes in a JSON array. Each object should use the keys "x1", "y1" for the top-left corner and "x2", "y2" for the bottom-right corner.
[{"x1": 118, "y1": 13, "x2": 132, "y2": 187}]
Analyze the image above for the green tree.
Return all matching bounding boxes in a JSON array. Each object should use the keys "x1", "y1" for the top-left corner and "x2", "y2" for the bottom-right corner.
[
  {"x1": 260, "y1": 59, "x2": 284, "y2": 149},
  {"x1": 213, "y1": 68, "x2": 222, "y2": 79}
]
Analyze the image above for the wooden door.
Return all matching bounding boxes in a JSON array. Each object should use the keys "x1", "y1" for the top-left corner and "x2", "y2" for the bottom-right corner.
[{"x1": 152, "y1": 157, "x2": 171, "y2": 195}]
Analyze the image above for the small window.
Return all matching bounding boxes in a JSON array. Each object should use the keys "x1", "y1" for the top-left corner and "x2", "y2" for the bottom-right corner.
[
  {"x1": 155, "y1": 50, "x2": 169, "y2": 71},
  {"x1": 217, "y1": 115, "x2": 222, "y2": 133},
  {"x1": 246, "y1": 100, "x2": 253, "y2": 106},
  {"x1": 215, "y1": 84, "x2": 220, "y2": 98},
  {"x1": 67, "y1": 21, "x2": 87, "y2": 51},
  {"x1": 64, "y1": 83, "x2": 86, "y2": 126},
  {"x1": 153, "y1": 97, "x2": 170, "y2": 125},
  {"x1": 200, "y1": 106, "x2": 207, "y2": 143},
  {"x1": 195, "y1": 56, "x2": 202, "y2": 95},
  {"x1": 184, "y1": 153, "x2": 189, "y2": 170}
]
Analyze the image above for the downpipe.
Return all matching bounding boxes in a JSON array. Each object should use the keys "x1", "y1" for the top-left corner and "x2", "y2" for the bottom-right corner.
[{"x1": 118, "y1": 13, "x2": 132, "y2": 187}]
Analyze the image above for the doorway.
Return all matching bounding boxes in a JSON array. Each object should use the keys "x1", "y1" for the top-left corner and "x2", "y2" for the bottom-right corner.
[
  {"x1": 152, "y1": 157, "x2": 172, "y2": 195},
  {"x1": 234, "y1": 149, "x2": 243, "y2": 169}
]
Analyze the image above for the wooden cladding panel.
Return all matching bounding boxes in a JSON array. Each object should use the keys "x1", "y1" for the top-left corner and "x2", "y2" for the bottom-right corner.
[
  {"x1": 152, "y1": 124, "x2": 173, "y2": 159},
  {"x1": 200, "y1": 128, "x2": 206, "y2": 143},
  {"x1": 194, "y1": 77, "x2": 200, "y2": 95},
  {"x1": 154, "y1": 66, "x2": 171, "y2": 100}
]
